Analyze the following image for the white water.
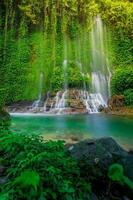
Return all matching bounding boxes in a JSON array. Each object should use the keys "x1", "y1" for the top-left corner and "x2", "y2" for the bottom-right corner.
[
  {"x1": 54, "y1": 91, "x2": 62, "y2": 109},
  {"x1": 80, "y1": 91, "x2": 106, "y2": 113},
  {"x1": 90, "y1": 15, "x2": 111, "y2": 104},
  {"x1": 50, "y1": 56, "x2": 68, "y2": 113},
  {"x1": 31, "y1": 72, "x2": 44, "y2": 109},
  {"x1": 49, "y1": 90, "x2": 68, "y2": 113},
  {"x1": 56, "y1": 34, "x2": 68, "y2": 111},
  {"x1": 57, "y1": 90, "x2": 68, "y2": 110},
  {"x1": 43, "y1": 92, "x2": 50, "y2": 111},
  {"x1": 49, "y1": 89, "x2": 106, "y2": 114},
  {"x1": 14, "y1": 16, "x2": 111, "y2": 115}
]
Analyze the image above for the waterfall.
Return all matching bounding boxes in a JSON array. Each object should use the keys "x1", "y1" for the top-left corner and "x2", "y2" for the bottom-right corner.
[
  {"x1": 56, "y1": 90, "x2": 67, "y2": 110},
  {"x1": 49, "y1": 90, "x2": 67, "y2": 114},
  {"x1": 43, "y1": 92, "x2": 50, "y2": 112},
  {"x1": 32, "y1": 72, "x2": 44, "y2": 109},
  {"x1": 56, "y1": 34, "x2": 68, "y2": 111},
  {"x1": 54, "y1": 91, "x2": 62, "y2": 109},
  {"x1": 89, "y1": 15, "x2": 111, "y2": 109},
  {"x1": 29, "y1": 16, "x2": 111, "y2": 115},
  {"x1": 80, "y1": 91, "x2": 106, "y2": 113}
]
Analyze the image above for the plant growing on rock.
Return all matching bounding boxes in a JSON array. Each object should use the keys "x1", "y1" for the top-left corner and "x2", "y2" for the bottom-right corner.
[{"x1": 108, "y1": 163, "x2": 133, "y2": 191}]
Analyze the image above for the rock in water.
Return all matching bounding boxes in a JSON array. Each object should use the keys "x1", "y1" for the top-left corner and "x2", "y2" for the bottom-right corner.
[{"x1": 68, "y1": 137, "x2": 133, "y2": 181}]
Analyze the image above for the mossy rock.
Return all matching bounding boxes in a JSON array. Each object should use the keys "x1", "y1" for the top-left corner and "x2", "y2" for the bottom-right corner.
[{"x1": 68, "y1": 137, "x2": 133, "y2": 181}]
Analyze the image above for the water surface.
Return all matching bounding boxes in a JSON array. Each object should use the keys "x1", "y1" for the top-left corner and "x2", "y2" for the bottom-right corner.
[{"x1": 11, "y1": 114, "x2": 133, "y2": 149}]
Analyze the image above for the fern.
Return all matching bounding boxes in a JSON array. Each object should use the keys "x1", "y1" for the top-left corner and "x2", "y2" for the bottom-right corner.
[
  {"x1": 14, "y1": 170, "x2": 40, "y2": 190},
  {"x1": 0, "y1": 133, "x2": 92, "y2": 200}
]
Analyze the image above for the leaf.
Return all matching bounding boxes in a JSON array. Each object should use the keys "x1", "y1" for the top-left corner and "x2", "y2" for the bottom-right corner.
[
  {"x1": 0, "y1": 193, "x2": 9, "y2": 200},
  {"x1": 108, "y1": 163, "x2": 124, "y2": 183},
  {"x1": 14, "y1": 170, "x2": 40, "y2": 190},
  {"x1": 108, "y1": 163, "x2": 133, "y2": 191}
]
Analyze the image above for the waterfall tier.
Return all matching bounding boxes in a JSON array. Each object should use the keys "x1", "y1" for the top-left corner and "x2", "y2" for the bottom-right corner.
[
  {"x1": 8, "y1": 16, "x2": 111, "y2": 115},
  {"x1": 8, "y1": 89, "x2": 107, "y2": 114}
]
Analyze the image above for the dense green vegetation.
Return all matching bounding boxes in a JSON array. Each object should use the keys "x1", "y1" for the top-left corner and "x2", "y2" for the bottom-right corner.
[
  {"x1": 111, "y1": 67, "x2": 133, "y2": 95},
  {"x1": 0, "y1": 1, "x2": 133, "y2": 199},
  {"x1": 111, "y1": 67, "x2": 133, "y2": 105},
  {"x1": 0, "y1": 131, "x2": 133, "y2": 200},
  {"x1": 0, "y1": 0, "x2": 133, "y2": 106},
  {"x1": 51, "y1": 62, "x2": 91, "y2": 93},
  {"x1": 0, "y1": 133, "x2": 92, "y2": 200},
  {"x1": 124, "y1": 89, "x2": 133, "y2": 106},
  {"x1": 0, "y1": 109, "x2": 10, "y2": 131}
]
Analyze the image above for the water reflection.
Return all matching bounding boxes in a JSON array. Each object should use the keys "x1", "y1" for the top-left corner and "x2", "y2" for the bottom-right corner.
[{"x1": 11, "y1": 114, "x2": 133, "y2": 149}]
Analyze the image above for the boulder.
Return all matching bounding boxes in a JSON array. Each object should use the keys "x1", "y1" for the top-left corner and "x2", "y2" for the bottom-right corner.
[{"x1": 68, "y1": 137, "x2": 133, "y2": 181}]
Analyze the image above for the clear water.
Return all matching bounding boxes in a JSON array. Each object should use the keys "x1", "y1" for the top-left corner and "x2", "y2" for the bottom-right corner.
[{"x1": 11, "y1": 114, "x2": 133, "y2": 149}]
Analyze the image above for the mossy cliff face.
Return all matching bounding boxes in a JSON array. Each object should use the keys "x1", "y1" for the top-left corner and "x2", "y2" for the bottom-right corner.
[{"x1": 0, "y1": 0, "x2": 133, "y2": 106}]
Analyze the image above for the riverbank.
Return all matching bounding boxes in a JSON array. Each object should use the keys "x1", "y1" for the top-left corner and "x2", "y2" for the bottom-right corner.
[{"x1": 105, "y1": 107, "x2": 133, "y2": 116}]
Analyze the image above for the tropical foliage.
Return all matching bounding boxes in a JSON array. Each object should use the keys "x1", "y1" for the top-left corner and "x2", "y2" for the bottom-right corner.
[
  {"x1": 0, "y1": 133, "x2": 91, "y2": 200},
  {"x1": 111, "y1": 66, "x2": 133, "y2": 105}
]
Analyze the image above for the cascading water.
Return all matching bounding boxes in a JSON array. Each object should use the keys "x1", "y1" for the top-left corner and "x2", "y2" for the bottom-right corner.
[
  {"x1": 23, "y1": 16, "x2": 111, "y2": 115},
  {"x1": 49, "y1": 90, "x2": 67, "y2": 114},
  {"x1": 43, "y1": 92, "x2": 50, "y2": 111},
  {"x1": 53, "y1": 35, "x2": 68, "y2": 113},
  {"x1": 32, "y1": 72, "x2": 44, "y2": 109},
  {"x1": 80, "y1": 91, "x2": 107, "y2": 113},
  {"x1": 88, "y1": 15, "x2": 111, "y2": 112},
  {"x1": 48, "y1": 16, "x2": 111, "y2": 114},
  {"x1": 56, "y1": 90, "x2": 67, "y2": 110},
  {"x1": 54, "y1": 91, "x2": 62, "y2": 109}
]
